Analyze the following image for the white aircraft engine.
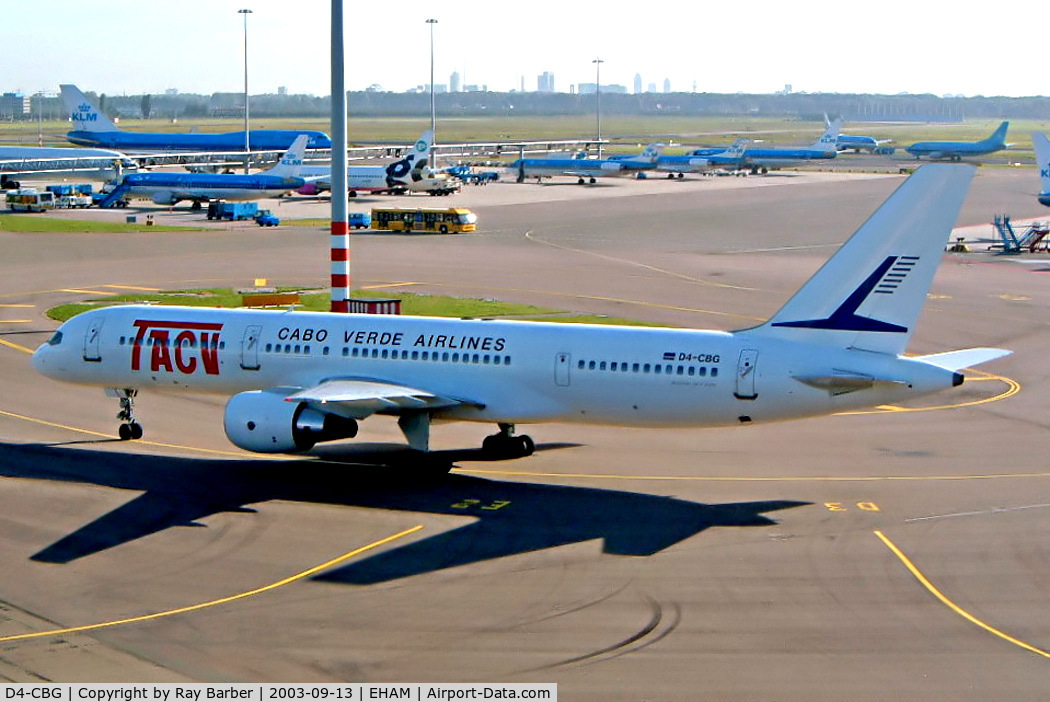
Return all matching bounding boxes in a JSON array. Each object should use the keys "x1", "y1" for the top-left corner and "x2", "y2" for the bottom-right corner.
[
  {"x1": 223, "y1": 390, "x2": 358, "y2": 453},
  {"x1": 152, "y1": 191, "x2": 177, "y2": 205}
]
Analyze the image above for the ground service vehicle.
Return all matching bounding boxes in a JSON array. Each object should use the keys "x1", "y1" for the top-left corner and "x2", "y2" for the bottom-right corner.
[
  {"x1": 371, "y1": 207, "x2": 477, "y2": 234},
  {"x1": 349, "y1": 212, "x2": 371, "y2": 229},
  {"x1": 6, "y1": 189, "x2": 55, "y2": 212},
  {"x1": 255, "y1": 210, "x2": 280, "y2": 227},
  {"x1": 207, "y1": 201, "x2": 259, "y2": 221}
]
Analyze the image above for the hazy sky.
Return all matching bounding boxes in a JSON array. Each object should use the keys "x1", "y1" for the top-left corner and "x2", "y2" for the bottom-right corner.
[{"x1": 1, "y1": 0, "x2": 1040, "y2": 98}]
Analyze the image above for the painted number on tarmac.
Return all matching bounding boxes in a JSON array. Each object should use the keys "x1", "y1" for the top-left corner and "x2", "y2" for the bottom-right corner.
[
  {"x1": 450, "y1": 498, "x2": 512, "y2": 511},
  {"x1": 824, "y1": 501, "x2": 881, "y2": 513}
]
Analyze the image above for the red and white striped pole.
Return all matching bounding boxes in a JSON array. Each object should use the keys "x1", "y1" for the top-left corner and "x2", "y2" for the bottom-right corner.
[{"x1": 330, "y1": 0, "x2": 350, "y2": 312}]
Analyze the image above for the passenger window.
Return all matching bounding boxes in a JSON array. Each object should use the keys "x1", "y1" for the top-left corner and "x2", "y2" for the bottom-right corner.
[
  {"x1": 589, "y1": 360, "x2": 596, "y2": 370},
  {"x1": 655, "y1": 365, "x2": 662, "y2": 374},
  {"x1": 711, "y1": 367, "x2": 719, "y2": 377},
  {"x1": 578, "y1": 360, "x2": 585, "y2": 369},
  {"x1": 599, "y1": 361, "x2": 607, "y2": 371},
  {"x1": 643, "y1": 364, "x2": 650, "y2": 373}
]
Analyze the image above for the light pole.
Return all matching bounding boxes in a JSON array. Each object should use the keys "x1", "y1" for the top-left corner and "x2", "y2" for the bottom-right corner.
[
  {"x1": 426, "y1": 18, "x2": 438, "y2": 168},
  {"x1": 239, "y1": 8, "x2": 252, "y2": 174},
  {"x1": 592, "y1": 57, "x2": 603, "y2": 158}
]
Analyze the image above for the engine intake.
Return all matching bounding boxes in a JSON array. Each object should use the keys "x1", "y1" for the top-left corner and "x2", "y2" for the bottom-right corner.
[{"x1": 223, "y1": 390, "x2": 358, "y2": 453}]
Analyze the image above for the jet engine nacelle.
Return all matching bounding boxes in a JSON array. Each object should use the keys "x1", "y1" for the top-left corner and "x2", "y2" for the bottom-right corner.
[
  {"x1": 223, "y1": 390, "x2": 358, "y2": 453},
  {"x1": 296, "y1": 182, "x2": 321, "y2": 196},
  {"x1": 600, "y1": 162, "x2": 622, "y2": 172},
  {"x1": 152, "y1": 191, "x2": 177, "y2": 205}
]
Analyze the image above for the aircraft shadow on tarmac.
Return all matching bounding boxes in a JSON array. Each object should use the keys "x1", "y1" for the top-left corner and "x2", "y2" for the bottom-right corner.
[{"x1": 0, "y1": 441, "x2": 808, "y2": 583}]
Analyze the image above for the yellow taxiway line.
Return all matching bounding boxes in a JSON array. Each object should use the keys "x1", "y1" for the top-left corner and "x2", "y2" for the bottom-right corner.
[
  {"x1": 874, "y1": 530, "x2": 1050, "y2": 659},
  {"x1": 0, "y1": 525, "x2": 424, "y2": 644}
]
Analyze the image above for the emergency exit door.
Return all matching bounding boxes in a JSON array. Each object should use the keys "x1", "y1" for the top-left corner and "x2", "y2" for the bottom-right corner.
[{"x1": 734, "y1": 349, "x2": 758, "y2": 400}]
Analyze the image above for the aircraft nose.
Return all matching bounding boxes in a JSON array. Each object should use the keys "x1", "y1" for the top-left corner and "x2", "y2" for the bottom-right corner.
[{"x1": 31, "y1": 343, "x2": 49, "y2": 374}]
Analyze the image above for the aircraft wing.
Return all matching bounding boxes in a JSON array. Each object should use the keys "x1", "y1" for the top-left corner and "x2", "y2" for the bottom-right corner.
[{"x1": 284, "y1": 378, "x2": 481, "y2": 419}]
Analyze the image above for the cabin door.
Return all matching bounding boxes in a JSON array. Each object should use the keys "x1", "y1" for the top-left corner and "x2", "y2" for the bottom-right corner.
[
  {"x1": 555, "y1": 353, "x2": 571, "y2": 387},
  {"x1": 240, "y1": 325, "x2": 262, "y2": 370},
  {"x1": 82, "y1": 317, "x2": 104, "y2": 362},
  {"x1": 734, "y1": 349, "x2": 758, "y2": 400}
]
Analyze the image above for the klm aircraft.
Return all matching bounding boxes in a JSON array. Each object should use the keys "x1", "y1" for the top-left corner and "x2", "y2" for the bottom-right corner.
[
  {"x1": 735, "y1": 120, "x2": 841, "y2": 174},
  {"x1": 606, "y1": 143, "x2": 665, "y2": 174},
  {"x1": 656, "y1": 140, "x2": 749, "y2": 177},
  {"x1": 95, "y1": 135, "x2": 309, "y2": 208},
  {"x1": 1031, "y1": 132, "x2": 1050, "y2": 207},
  {"x1": 60, "y1": 84, "x2": 331, "y2": 152},
  {"x1": 509, "y1": 150, "x2": 624, "y2": 184},
  {"x1": 905, "y1": 122, "x2": 1009, "y2": 161}
]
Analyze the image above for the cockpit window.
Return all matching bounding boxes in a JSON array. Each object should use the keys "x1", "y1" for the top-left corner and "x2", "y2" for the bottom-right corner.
[{"x1": 47, "y1": 331, "x2": 64, "y2": 346}]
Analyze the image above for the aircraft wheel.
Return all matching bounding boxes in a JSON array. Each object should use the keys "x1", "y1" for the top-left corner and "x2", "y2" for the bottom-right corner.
[
  {"x1": 129, "y1": 422, "x2": 143, "y2": 440},
  {"x1": 118, "y1": 423, "x2": 131, "y2": 441},
  {"x1": 519, "y1": 435, "x2": 535, "y2": 456},
  {"x1": 191, "y1": 201, "x2": 202, "y2": 211},
  {"x1": 578, "y1": 177, "x2": 585, "y2": 184}
]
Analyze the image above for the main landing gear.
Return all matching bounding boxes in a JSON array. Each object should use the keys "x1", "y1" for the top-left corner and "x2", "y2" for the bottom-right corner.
[
  {"x1": 112, "y1": 388, "x2": 143, "y2": 440},
  {"x1": 482, "y1": 423, "x2": 535, "y2": 459}
]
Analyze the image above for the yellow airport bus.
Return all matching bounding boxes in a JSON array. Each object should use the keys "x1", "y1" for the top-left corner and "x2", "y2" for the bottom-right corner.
[{"x1": 371, "y1": 207, "x2": 477, "y2": 234}]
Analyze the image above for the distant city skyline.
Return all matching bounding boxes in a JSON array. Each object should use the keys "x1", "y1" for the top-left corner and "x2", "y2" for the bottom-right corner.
[{"x1": 1, "y1": 0, "x2": 1043, "y2": 99}]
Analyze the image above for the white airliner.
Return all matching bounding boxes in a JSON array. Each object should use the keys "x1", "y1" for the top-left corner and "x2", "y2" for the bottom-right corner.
[
  {"x1": 32, "y1": 165, "x2": 1009, "y2": 466},
  {"x1": 296, "y1": 130, "x2": 436, "y2": 196}
]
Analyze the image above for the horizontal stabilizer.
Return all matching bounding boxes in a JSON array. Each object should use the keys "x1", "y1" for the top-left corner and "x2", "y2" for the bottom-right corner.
[{"x1": 912, "y1": 347, "x2": 1012, "y2": 372}]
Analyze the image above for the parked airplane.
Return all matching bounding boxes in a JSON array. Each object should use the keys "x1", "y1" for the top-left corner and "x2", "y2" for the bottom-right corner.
[
  {"x1": 296, "y1": 130, "x2": 435, "y2": 196},
  {"x1": 905, "y1": 122, "x2": 1009, "y2": 161},
  {"x1": 0, "y1": 146, "x2": 137, "y2": 189},
  {"x1": 656, "y1": 139, "x2": 749, "y2": 177},
  {"x1": 1031, "y1": 132, "x2": 1050, "y2": 207},
  {"x1": 606, "y1": 143, "x2": 666, "y2": 173},
  {"x1": 33, "y1": 165, "x2": 1009, "y2": 467},
  {"x1": 60, "y1": 84, "x2": 331, "y2": 152},
  {"x1": 508, "y1": 150, "x2": 624, "y2": 183},
  {"x1": 735, "y1": 120, "x2": 841, "y2": 173},
  {"x1": 836, "y1": 134, "x2": 891, "y2": 153},
  {"x1": 95, "y1": 135, "x2": 309, "y2": 208}
]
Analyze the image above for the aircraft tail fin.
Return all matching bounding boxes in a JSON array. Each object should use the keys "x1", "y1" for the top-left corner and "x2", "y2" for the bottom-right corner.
[
  {"x1": 59, "y1": 84, "x2": 118, "y2": 132},
  {"x1": 724, "y1": 138, "x2": 749, "y2": 158},
  {"x1": 264, "y1": 135, "x2": 309, "y2": 177},
  {"x1": 638, "y1": 142, "x2": 665, "y2": 163},
  {"x1": 812, "y1": 118, "x2": 842, "y2": 154},
  {"x1": 384, "y1": 130, "x2": 434, "y2": 187},
  {"x1": 987, "y1": 121, "x2": 1010, "y2": 147},
  {"x1": 747, "y1": 164, "x2": 975, "y2": 355},
  {"x1": 1032, "y1": 132, "x2": 1050, "y2": 198}
]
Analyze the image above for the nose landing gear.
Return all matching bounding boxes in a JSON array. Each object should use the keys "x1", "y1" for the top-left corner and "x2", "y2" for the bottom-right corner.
[{"x1": 110, "y1": 388, "x2": 143, "y2": 440}]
